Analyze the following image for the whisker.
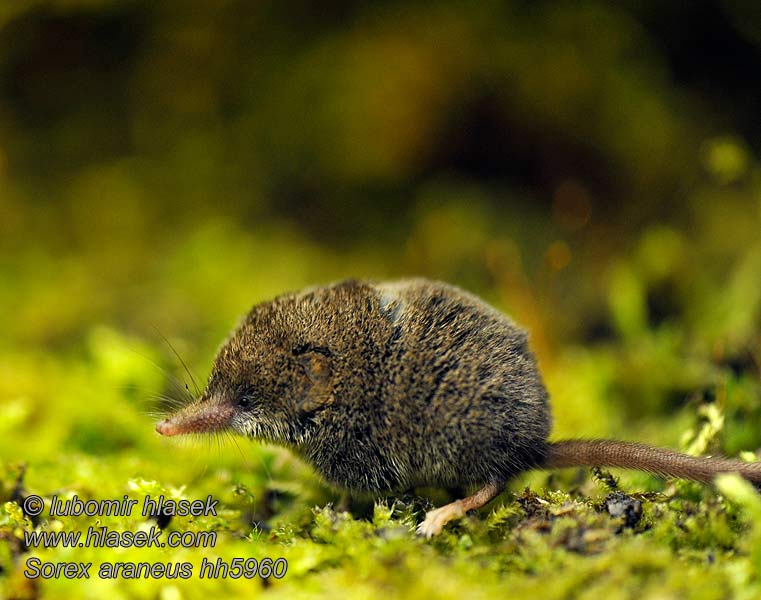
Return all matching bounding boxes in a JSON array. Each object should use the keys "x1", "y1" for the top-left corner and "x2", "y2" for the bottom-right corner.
[
  {"x1": 127, "y1": 346, "x2": 195, "y2": 403},
  {"x1": 152, "y1": 326, "x2": 201, "y2": 398},
  {"x1": 149, "y1": 394, "x2": 188, "y2": 409},
  {"x1": 113, "y1": 384, "x2": 181, "y2": 424},
  {"x1": 257, "y1": 446, "x2": 273, "y2": 482},
  {"x1": 226, "y1": 431, "x2": 251, "y2": 469},
  {"x1": 121, "y1": 384, "x2": 191, "y2": 422},
  {"x1": 121, "y1": 349, "x2": 196, "y2": 427}
]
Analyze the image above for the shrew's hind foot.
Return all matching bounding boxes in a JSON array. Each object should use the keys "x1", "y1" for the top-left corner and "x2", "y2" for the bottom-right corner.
[{"x1": 416, "y1": 481, "x2": 505, "y2": 538}]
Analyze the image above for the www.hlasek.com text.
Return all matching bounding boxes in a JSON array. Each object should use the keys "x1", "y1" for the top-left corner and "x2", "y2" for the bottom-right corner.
[{"x1": 25, "y1": 525, "x2": 216, "y2": 549}]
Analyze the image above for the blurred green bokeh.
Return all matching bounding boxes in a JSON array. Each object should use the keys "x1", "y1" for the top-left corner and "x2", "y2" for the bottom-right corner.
[{"x1": 1, "y1": 1, "x2": 761, "y2": 598}]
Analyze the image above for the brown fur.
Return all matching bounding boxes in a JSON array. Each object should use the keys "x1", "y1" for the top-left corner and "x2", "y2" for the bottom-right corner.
[{"x1": 156, "y1": 278, "x2": 761, "y2": 529}]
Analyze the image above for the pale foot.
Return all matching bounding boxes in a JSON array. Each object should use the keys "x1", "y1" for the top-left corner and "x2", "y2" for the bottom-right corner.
[
  {"x1": 415, "y1": 481, "x2": 505, "y2": 538},
  {"x1": 416, "y1": 501, "x2": 465, "y2": 538}
]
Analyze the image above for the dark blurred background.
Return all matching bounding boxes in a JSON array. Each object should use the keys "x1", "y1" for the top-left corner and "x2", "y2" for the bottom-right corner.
[{"x1": 1, "y1": 0, "x2": 760, "y2": 451}]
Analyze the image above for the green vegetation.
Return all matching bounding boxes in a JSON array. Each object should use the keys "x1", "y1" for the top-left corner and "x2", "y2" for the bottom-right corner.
[{"x1": 2, "y1": 1, "x2": 761, "y2": 598}]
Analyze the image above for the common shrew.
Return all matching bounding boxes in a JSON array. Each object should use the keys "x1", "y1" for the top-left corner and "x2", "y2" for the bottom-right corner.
[{"x1": 155, "y1": 279, "x2": 761, "y2": 537}]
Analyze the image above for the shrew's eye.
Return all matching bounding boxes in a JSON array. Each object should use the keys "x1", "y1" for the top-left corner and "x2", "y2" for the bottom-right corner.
[{"x1": 235, "y1": 382, "x2": 256, "y2": 409}]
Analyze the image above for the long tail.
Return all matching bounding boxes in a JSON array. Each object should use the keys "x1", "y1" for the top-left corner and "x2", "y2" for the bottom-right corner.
[{"x1": 544, "y1": 440, "x2": 761, "y2": 484}]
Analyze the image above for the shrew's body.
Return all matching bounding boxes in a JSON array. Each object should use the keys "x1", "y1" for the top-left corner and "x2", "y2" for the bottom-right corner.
[{"x1": 156, "y1": 279, "x2": 761, "y2": 536}]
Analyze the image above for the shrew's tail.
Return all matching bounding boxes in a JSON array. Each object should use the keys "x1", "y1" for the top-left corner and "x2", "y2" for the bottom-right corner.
[{"x1": 544, "y1": 440, "x2": 761, "y2": 484}]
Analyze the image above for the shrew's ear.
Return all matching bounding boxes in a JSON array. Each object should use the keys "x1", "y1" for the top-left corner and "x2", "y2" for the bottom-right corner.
[
  {"x1": 293, "y1": 345, "x2": 333, "y2": 412},
  {"x1": 300, "y1": 351, "x2": 331, "y2": 385}
]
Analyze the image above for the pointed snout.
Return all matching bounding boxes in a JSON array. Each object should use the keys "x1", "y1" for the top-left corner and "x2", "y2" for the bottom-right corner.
[
  {"x1": 155, "y1": 398, "x2": 234, "y2": 437},
  {"x1": 155, "y1": 419, "x2": 178, "y2": 436}
]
